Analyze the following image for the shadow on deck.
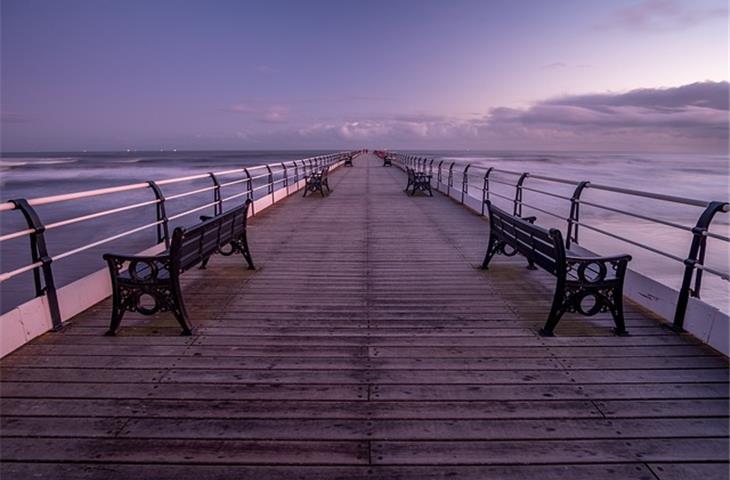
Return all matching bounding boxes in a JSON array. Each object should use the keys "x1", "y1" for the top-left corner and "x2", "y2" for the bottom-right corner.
[{"x1": 1, "y1": 154, "x2": 728, "y2": 479}]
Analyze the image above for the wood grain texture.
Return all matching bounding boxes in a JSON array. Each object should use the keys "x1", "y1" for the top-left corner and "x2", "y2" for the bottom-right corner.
[{"x1": 1, "y1": 154, "x2": 727, "y2": 479}]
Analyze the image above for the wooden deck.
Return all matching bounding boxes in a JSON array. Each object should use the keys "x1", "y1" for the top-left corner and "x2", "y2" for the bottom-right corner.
[{"x1": 1, "y1": 153, "x2": 728, "y2": 479}]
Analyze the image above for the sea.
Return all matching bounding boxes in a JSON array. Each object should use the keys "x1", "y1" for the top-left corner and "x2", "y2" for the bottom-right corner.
[{"x1": 1, "y1": 150, "x2": 728, "y2": 315}]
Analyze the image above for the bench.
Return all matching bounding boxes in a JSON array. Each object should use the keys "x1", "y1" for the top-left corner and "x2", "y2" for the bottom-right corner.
[
  {"x1": 344, "y1": 155, "x2": 354, "y2": 167},
  {"x1": 303, "y1": 166, "x2": 331, "y2": 197},
  {"x1": 481, "y1": 201, "x2": 631, "y2": 336},
  {"x1": 383, "y1": 155, "x2": 393, "y2": 167},
  {"x1": 404, "y1": 167, "x2": 433, "y2": 196},
  {"x1": 103, "y1": 199, "x2": 255, "y2": 336}
]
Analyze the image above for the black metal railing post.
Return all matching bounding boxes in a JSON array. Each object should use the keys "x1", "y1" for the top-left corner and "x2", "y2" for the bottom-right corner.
[
  {"x1": 461, "y1": 164, "x2": 471, "y2": 204},
  {"x1": 481, "y1": 167, "x2": 493, "y2": 216},
  {"x1": 429, "y1": 159, "x2": 434, "y2": 177},
  {"x1": 147, "y1": 181, "x2": 170, "y2": 248},
  {"x1": 447, "y1": 162, "x2": 455, "y2": 197},
  {"x1": 10, "y1": 199, "x2": 63, "y2": 330},
  {"x1": 436, "y1": 161, "x2": 444, "y2": 191},
  {"x1": 280, "y1": 162, "x2": 289, "y2": 195},
  {"x1": 208, "y1": 172, "x2": 222, "y2": 216},
  {"x1": 673, "y1": 201, "x2": 729, "y2": 331},
  {"x1": 514, "y1": 173, "x2": 529, "y2": 217},
  {"x1": 243, "y1": 168, "x2": 254, "y2": 215},
  {"x1": 566, "y1": 181, "x2": 590, "y2": 249},
  {"x1": 265, "y1": 165, "x2": 275, "y2": 202}
]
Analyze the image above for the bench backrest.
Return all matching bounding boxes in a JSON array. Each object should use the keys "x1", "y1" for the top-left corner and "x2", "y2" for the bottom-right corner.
[
  {"x1": 486, "y1": 201, "x2": 566, "y2": 276},
  {"x1": 170, "y1": 199, "x2": 251, "y2": 273}
]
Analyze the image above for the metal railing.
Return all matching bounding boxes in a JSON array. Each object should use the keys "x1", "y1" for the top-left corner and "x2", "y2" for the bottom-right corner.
[
  {"x1": 393, "y1": 153, "x2": 729, "y2": 331},
  {"x1": 0, "y1": 151, "x2": 355, "y2": 328}
]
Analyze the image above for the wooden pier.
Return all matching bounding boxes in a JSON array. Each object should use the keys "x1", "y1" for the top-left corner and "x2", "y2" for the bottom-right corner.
[{"x1": 1, "y1": 153, "x2": 728, "y2": 479}]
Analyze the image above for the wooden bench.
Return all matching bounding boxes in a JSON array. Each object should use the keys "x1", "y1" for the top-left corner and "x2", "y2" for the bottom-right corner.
[
  {"x1": 344, "y1": 155, "x2": 354, "y2": 167},
  {"x1": 481, "y1": 200, "x2": 631, "y2": 336},
  {"x1": 383, "y1": 155, "x2": 393, "y2": 167},
  {"x1": 404, "y1": 167, "x2": 433, "y2": 196},
  {"x1": 303, "y1": 166, "x2": 331, "y2": 197},
  {"x1": 103, "y1": 199, "x2": 255, "y2": 336}
]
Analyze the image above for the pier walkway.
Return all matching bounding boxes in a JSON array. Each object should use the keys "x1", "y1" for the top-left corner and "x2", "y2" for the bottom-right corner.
[{"x1": 1, "y1": 154, "x2": 728, "y2": 479}]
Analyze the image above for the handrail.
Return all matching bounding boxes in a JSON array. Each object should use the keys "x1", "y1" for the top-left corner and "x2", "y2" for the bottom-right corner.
[
  {"x1": 388, "y1": 151, "x2": 729, "y2": 330},
  {"x1": 1, "y1": 150, "x2": 357, "y2": 324}
]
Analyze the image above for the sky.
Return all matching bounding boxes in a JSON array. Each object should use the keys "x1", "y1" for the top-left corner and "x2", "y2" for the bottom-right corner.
[{"x1": 1, "y1": 0, "x2": 728, "y2": 152}]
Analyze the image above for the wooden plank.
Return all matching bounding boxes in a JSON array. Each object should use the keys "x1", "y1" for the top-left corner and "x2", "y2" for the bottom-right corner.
[
  {"x1": 648, "y1": 463, "x2": 730, "y2": 480},
  {"x1": 0, "y1": 398, "x2": 602, "y2": 419},
  {"x1": 372, "y1": 383, "x2": 729, "y2": 400},
  {"x1": 0, "y1": 438, "x2": 368, "y2": 464},
  {"x1": 371, "y1": 438, "x2": 729, "y2": 464},
  {"x1": 0, "y1": 463, "x2": 659, "y2": 480}
]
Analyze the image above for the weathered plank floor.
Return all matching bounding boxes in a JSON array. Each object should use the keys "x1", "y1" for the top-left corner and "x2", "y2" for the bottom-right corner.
[{"x1": 1, "y1": 154, "x2": 728, "y2": 479}]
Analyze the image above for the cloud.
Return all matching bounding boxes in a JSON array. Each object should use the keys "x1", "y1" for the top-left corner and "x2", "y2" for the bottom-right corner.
[
  {"x1": 222, "y1": 82, "x2": 728, "y2": 152},
  {"x1": 479, "y1": 81, "x2": 729, "y2": 150},
  {"x1": 226, "y1": 103, "x2": 289, "y2": 123},
  {"x1": 599, "y1": 0, "x2": 728, "y2": 32}
]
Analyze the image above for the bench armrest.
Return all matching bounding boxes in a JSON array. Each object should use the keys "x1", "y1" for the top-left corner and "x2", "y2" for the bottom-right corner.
[
  {"x1": 566, "y1": 254, "x2": 632, "y2": 264},
  {"x1": 103, "y1": 252, "x2": 172, "y2": 280},
  {"x1": 565, "y1": 254, "x2": 632, "y2": 283}
]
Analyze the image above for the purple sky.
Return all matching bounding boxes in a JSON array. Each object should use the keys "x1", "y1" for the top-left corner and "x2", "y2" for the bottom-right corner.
[{"x1": 1, "y1": 0, "x2": 728, "y2": 152}]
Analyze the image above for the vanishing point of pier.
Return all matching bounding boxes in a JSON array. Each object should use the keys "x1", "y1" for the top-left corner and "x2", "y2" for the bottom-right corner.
[{"x1": 1, "y1": 154, "x2": 728, "y2": 479}]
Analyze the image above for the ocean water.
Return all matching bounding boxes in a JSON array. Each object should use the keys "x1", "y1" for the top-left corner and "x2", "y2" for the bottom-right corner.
[{"x1": 0, "y1": 150, "x2": 728, "y2": 315}]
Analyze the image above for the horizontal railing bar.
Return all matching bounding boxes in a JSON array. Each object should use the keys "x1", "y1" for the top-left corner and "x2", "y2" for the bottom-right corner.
[
  {"x1": 44, "y1": 199, "x2": 161, "y2": 231},
  {"x1": 4, "y1": 182, "x2": 151, "y2": 208},
  {"x1": 578, "y1": 199, "x2": 695, "y2": 233},
  {"x1": 516, "y1": 200, "x2": 570, "y2": 222},
  {"x1": 167, "y1": 201, "x2": 219, "y2": 221},
  {"x1": 218, "y1": 178, "x2": 249, "y2": 188},
  {"x1": 251, "y1": 184, "x2": 271, "y2": 193},
  {"x1": 0, "y1": 227, "x2": 35, "y2": 243},
  {"x1": 486, "y1": 191, "x2": 516, "y2": 203},
  {"x1": 520, "y1": 186, "x2": 573, "y2": 202},
  {"x1": 575, "y1": 221, "x2": 686, "y2": 263},
  {"x1": 587, "y1": 182, "x2": 711, "y2": 208},
  {"x1": 706, "y1": 230, "x2": 730, "y2": 242},
  {"x1": 165, "y1": 186, "x2": 217, "y2": 201},
  {"x1": 0, "y1": 260, "x2": 44, "y2": 283},
  {"x1": 52, "y1": 220, "x2": 163, "y2": 262},
  {"x1": 694, "y1": 263, "x2": 730, "y2": 281},
  {"x1": 525, "y1": 173, "x2": 580, "y2": 186},
  {"x1": 221, "y1": 191, "x2": 248, "y2": 203}
]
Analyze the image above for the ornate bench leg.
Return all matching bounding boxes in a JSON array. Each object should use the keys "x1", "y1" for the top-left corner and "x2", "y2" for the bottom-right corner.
[
  {"x1": 105, "y1": 300, "x2": 126, "y2": 336},
  {"x1": 239, "y1": 233, "x2": 256, "y2": 270},
  {"x1": 480, "y1": 237, "x2": 501, "y2": 270},
  {"x1": 610, "y1": 288, "x2": 629, "y2": 336},
  {"x1": 539, "y1": 290, "x2": 566, "y2": 336},
  {"x1": 171, "y1": 281, "x2": 194, "y2": 335}
]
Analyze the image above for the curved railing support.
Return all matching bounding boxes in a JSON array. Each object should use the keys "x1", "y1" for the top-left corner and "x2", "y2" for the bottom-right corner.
[
  {"x1": 566, "y1": 181, "x2": 590, "y2": 249},
  {"x1": 673, "y1": 201, "x2": 730, "y2": 331},
  {"x1": 514, "y1": 173, "x2": 529, "y2": 217},
  {"x1": 481, "y1": 167, "x2": 493, "y2": 216},
  {"x1": 10, "y1": 199, "x2": 62, "y2": 330},
  {"x1": 147, "y1": 181, "x2": 170, "y2": 248}
]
